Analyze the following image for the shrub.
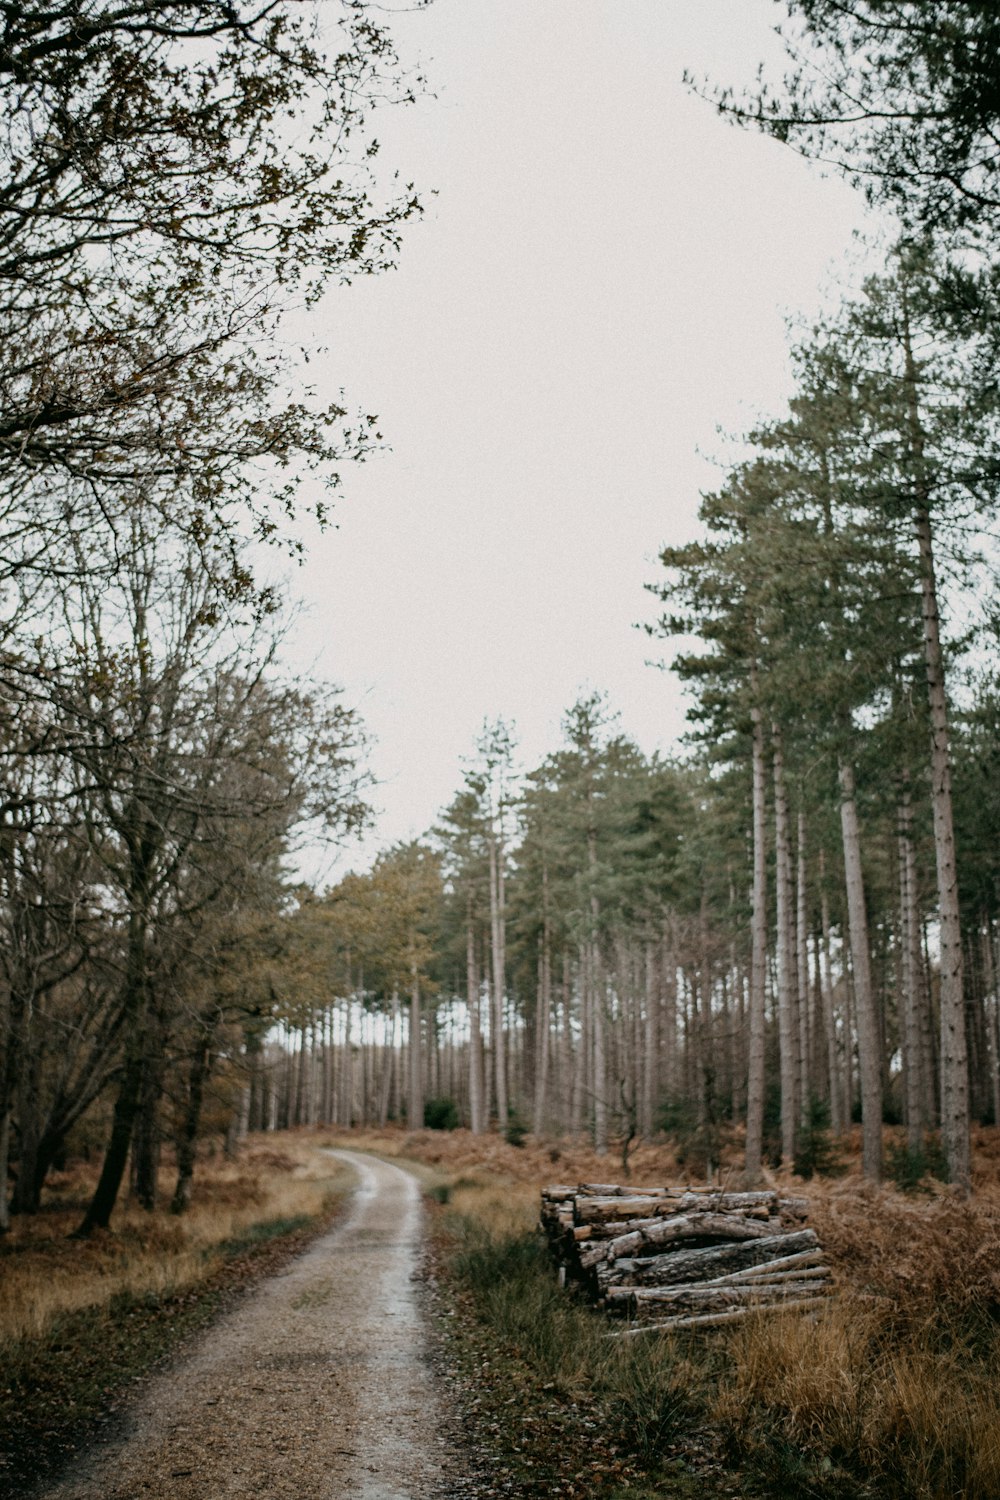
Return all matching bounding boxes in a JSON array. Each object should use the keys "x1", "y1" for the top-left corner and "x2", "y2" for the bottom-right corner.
[
  {"x1": 423, "y1": 1097, "x2": 459, "y2": 1131},
  {"x1": 658, "y1": 1092, "x2": 732, "y2": 1177},
  {"x1": 885, "y1": 1133, "x2": 948, "y2": 1194},
  {"x1": 794, "y1": 1094, "x2": 846, "y2": 1180}
]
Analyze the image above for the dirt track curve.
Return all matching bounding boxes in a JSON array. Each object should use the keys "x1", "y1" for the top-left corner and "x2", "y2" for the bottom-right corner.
[{"x1": 37, "y1": 1150, "x2": 470, "y2": 1500}]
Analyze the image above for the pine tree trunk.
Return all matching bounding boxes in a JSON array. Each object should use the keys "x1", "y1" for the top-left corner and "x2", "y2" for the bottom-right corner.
[
  {"x1": 982, "y1": 926, "x2": 1000, "y2": 1131},
  {"x1": 818, "y1": 853, "x2": 842, "y2": 1135},
  {"x1": 898, "y1": 784, "x2": 928, "y2": 1149},
  {"x1": 592, "y1": 938, "x2": 607, "y2": 1154},
  {"x1": 913, "y1": 502, "x2": 970, "y2": 1188},
  {"x1": 532, "y1": 888, "x2": 552, "y2": 1136},
  {"x1": 488, "y1": 832, "x2": 508, "y2": 1129},
  {"x1": 408, "y1": 960, "x2": 422, "y2": 1130},
  {"x1": 379, "y1": 992, "x2": 398, "y2": 1127},
  {"x1": 772, "y1": 725, "x2": 800, "y2": 1164},
  {"x1": 899, "y1": 293, "x2": 969, "y2": 1189},
  {"x1": 561, "y1": 954, "x2": 575, "y2": 1134},
  {"x1": 571, "y1": 948, "x2": 586, "y2": 1136},
  {"x1": 467, "y1": 913, "x2": 484, "y2": 1134},
  {"x1": 838, "y1": 755, "x2": 882, "y2": 1182},
  {"x1": 796, "y1": 812, "x2": 811, "y2": 1106},
  {"x1": 642, "y1": 939, "x2": 658, "y2": 1140},
  {"x1": 661, "y1": 924, "x2": 679, "y2": 1101}
]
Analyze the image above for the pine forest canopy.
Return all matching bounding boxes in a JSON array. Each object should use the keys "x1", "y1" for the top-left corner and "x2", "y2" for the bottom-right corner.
[
  {"x1": 4, "y1": 1, "x2": 1000, "y2": 1230},
  {"x1": 702, "y1": 2, "x2": 1000, "y2": 246}
]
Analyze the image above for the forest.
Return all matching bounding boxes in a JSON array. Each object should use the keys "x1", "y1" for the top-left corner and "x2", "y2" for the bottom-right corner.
[{"x1": 4, "y1": 0, "x2": 1000, "y2": 1246}]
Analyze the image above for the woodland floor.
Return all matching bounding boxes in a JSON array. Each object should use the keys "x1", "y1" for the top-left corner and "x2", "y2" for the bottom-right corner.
[{"x1": 10, "y1": 1127, "x2": 1000, "y2": 1499}]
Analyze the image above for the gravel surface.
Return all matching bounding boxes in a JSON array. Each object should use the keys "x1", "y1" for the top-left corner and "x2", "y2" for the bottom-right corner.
[{"x1": 37, "y1": 1151, "x2": 475, "y2": 1500}]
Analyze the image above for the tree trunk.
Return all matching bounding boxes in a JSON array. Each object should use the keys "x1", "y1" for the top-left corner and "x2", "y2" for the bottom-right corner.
[
  {"x1": 0, "y1": 1107, "x2": 10, "y2": 1233},
  {"x1": 772, "y1": 724, "x2": 800, "y2": 1164},
  {"x1": 488, "y1": 831, "x2": 508, "y2": 1129},
  {"x1": 818, "y1": 853, "x2": 842, "y2": 1134},
  {"x1": 898, "y1": 783, "x2": 927, "y2": 1149},
  {"x1": 795, "y1": 812, "x2": 811, "y2": 1103},
  {"x1": 9, "y1": 1024, "x2": 40, "y2": 1216},
  {"x1": 466, "y1": 912, "x2": 484, "y2": 1134},
  {"x1": 379, "y1": 991, "x2": 399, "y2": 1128},
  {"x1": 133, "y1": 988, "x2": 169, "y2": 1212},
  {"x1": 838, "y1": 755, "x2": 882, "y2": 1182},
  {"x1": 342, "y1": 1002, "x2": 353, "y2": 1127},
  {"x1": 533, "y1": 877, "x2": 552, "y2": 1137},
  {"x1": 914, "y1": 501, "x2": 969, "y2": 1189},
  {"x1": 75, "y1": 911, "x2": 151, "y2": 1236},
  {"x1": 0, "y1": 980, "x2": 29, "y2": 1228},
  {"x1": 592, "y1": 939, "x2": 607, "y2": 1154},
  {"x1": 900, "y1": 290, "x2": 969, "y2": 1190},
  {"x1": 171, "y1": 1007, "x2": 220, "y2": 1214},
  {"x1": 642, "y1": 939, "x2": 658, "y2": 1140},
  {"x1": 408, "y1": 959, "x2": 422, "y2": 1130}
]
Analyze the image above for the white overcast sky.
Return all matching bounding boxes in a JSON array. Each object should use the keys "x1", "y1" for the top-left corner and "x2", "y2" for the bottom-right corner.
[{"x1": 281, "y1": 0, "x2": 881, "y2": 882}]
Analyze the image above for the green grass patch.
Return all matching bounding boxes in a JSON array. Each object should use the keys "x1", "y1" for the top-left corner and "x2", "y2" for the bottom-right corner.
[
  {"x1": 432, "y1": 1210, "x2": 726, "y2": 1497},
  {"x1": 217, "y1": 1212, "x2": 314, "y2": 1255}
]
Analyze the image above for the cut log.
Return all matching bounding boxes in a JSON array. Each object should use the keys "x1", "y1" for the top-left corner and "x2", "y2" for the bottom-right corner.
[
  {"x1": 542, "y1": 1181, "x2": 829, "y2": 1336},
  {"x1": 608, "y1": 1298, "x2": 829, "y2": 1335},
  {"x1": 614, "y1": 1242, "x2": 833, "y2": 1290},
  {"x1": 607, "y1": 1278, "x2": 831, "y2": 1311},
  {"x1": 574, "y1": 1192, "x2": 792, "y2": 1225},
  {"x1": 597, "y1": 1230, "x2": 819, "y2": 1289},
  {"x1": 672, "y1": 1191, "x2": 793, "y2": 1216},
  {"x1": 603, "y1": 1211, "x2": 777, "y2": 1262},
  {"x1": 703, "y1": 1265, "x2": 831, "y2": 1291},
  {"x1": 575, "y1": 1196, "x2": 682, "y2": 1224},
  {"x1": 706, "y1": 1249, "x2": 828, "y2": 1284}
]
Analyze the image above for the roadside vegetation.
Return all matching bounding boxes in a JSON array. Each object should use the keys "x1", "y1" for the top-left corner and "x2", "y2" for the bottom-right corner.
[
  {"x1": 0, "y1": 1137, "x2": 350, "y2": 1499},
  {"x1": 8, "y1": 1123, "x2": 1000, "y2": 1497},
  {"x1": 346, "y1": 1125, "x2": 1000, "y2": 1500}
]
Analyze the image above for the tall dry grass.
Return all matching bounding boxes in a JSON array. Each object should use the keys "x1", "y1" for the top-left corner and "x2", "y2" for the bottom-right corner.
[
  {"x1": 440, "y1": 1172, "x2": 705, "y2": 1472},
  {"x1": 714, "y1": 1173, "x2": 1000, "y2": 1497},
  {"x1": 403, "y1": 1123, "x2": 1000, "y2": 1498},
  {"x1": 0, "y1": 1136, "x2": 350, "y2": 1346}
]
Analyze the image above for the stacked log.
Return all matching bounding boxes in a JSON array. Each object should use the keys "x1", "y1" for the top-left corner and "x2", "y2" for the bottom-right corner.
[{"x1": 539, "y1": 1183, "x2": 832, "y2": 1333}]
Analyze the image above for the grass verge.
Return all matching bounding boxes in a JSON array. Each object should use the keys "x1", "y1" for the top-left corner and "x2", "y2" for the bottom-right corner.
[
  {"x1": 425, "y1": 1176, "x2": 730, "y2": 1498},
  {"x1": 0, "y1": 1137, "x2": 351, "y2": 1499},
  {"x1": 424, "y1": 1159, "x2": 1000, "y2": 1500}
]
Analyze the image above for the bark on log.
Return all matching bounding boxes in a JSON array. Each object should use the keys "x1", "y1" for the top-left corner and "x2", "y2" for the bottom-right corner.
[
  {"x1": 596, "y1": 1229, "x2": 819, "y2": 1287},
  {"x1": 605, "y1": 1248, "x2": 833, "y2": 1296},
  {"x1": 707, "y1": 1250, "x2": 827, "y2": 1284},
  {"x1": 602, "y1": 1211, "x2": 777, "y2": 1263},
  {"x1": 608, "y1": 1298, "x2": 829, "y2": 1335},
  {"x1": 607, "y1": 1278, "x2": 832, "y2": 1311}
]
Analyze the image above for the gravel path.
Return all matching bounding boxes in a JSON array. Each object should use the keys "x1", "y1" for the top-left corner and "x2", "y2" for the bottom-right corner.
[{"x1": 39, "y1": 1151, "x2": 469, "y2": 1500}]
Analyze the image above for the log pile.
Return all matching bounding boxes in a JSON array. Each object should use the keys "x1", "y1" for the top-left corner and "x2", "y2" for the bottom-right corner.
[{"x1": 540, "y1": 1183, "x2": 833, "y2": 1333}]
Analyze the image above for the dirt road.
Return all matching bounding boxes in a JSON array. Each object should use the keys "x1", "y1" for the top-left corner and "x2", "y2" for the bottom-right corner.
[{"x1": 39, "y1": 1151, "x2": 470, "y2": 1500}]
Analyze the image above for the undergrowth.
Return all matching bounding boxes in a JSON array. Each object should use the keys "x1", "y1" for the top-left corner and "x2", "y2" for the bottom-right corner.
[
  {"x1": 430, "y1": 1159, "x2": 1000, "y2": 1500},
  {"x1": 433, "y1": 1190, "x2": 724, "y2": 1497}
]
